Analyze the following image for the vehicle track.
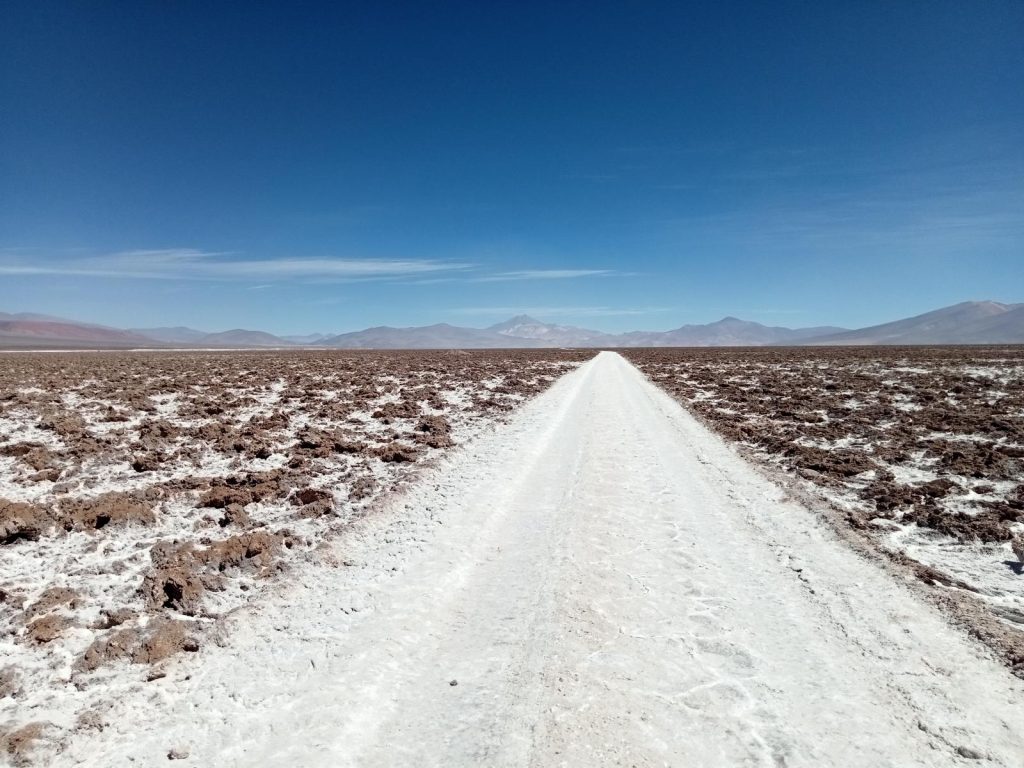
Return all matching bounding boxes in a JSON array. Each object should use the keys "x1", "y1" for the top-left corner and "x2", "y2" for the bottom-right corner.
[{"x1": 50, "y1": 352, "x2": 1024, "y2": 767}]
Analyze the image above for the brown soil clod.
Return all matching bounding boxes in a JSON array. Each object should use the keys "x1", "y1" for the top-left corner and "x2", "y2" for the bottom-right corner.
[
  {"x1": 218, "y1": 503, "x2": 252, "y2": 528},
  {"x1": 131, "y1": 453, "x2": 164, "y2": 472},
  {"x1": 77, "y1": 618, "x2": 199, "y2": 672},
  {"x1": 349, "y1": 476, "x2": 376, "y2": 500},
  {"x1": 94, "y1": 607, "x2": 138, "y2": 630},
  {"x1": 370, "y1": 442, "x2": 419, "y2": 463},
  {"x1": 198, "y1": 485, "x2": 253, "y2": 510},
  {"x1": 0, "y1": 500, "x2": 54, "y2": 545},
  {"x1": 24, "y1": 586, "x2": 78, "y2": 619},
  {"x1": 412, "y1": 415, "x2": 454, "y2": 448},
  {"x1": 1, "y1": 722, "x2": 46, "y2": 767},
  {"x1": 142, "y1": 531, "x2": 284, "y2": 615},
  {"x1": 61, "y1": 492, "x2": 156, "y2": 532},
  {"x1": 290, "y1": 488, "x2": 335, "y2": 517},
  {"x1": 25, "y1": 614, "x2": 72, "y2": 644},
  {"x1": 372, "y1": 400, "x2": 421, "y2": 422},
  {"x1": 291, "y1": 488, "x2": 332, "y2": 506},
  {"x1": 142, "y1": 562, "x2": 208, "y2": 616}
]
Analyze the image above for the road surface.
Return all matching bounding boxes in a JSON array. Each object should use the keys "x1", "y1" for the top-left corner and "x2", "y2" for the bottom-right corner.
[{"x1": 53, "y1": 352, "x2": 1023, "y2": 767}]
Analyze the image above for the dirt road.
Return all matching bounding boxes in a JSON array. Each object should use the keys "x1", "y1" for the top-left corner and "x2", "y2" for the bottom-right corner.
[{"x1": 52, "y1": 352, "x2": 1023, "y2": 767}]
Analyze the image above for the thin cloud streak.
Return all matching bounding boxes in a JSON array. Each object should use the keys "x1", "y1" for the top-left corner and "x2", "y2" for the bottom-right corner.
[
  {"x1": 473, "y1": 269, "x2": 617, "y2": 282},
  {"x1": 0, "y1": 249, "x2": 474, "y2": 281},
  {"x1": 0, "y1": 250, "x2": 623, "y2": 285}
]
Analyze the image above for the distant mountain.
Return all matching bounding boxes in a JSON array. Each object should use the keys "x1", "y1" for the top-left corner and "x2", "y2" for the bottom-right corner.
[
  {"x1": 614, "y1": 317, "x2": 848, "y2": 347},
  {"x1": 281, "y1": 333, "x2": 332, "y2": 345},
  {"x1": 131, "y1": 326, "x2": 209, "y2": 344},
  {"x1": 197, "y1": 329, "x2": 294, "y2": 347},
  {"x1": 0, "y1": 313, "x2": 295, "y2": 349},
  {"x1": 0, "y1": 320, "x2": 150, "y2": 346},
  {"x1": 968, "y1": 305, "x2": 1024, "y2": 342},
  {"x1": 2, "y1": 300, "x2": 1021, "y2": 350},
  {"x1": 488, "y1": 315, "x2": 613, "y2": 346},
  {"x1": 799, "y1": 301, "x2": 1024, "y2": 345},
  {"x1": 0, "y1": 311, "x2": 86, "y2": 324},
  {"x1": 134, "y1": 326, "x2": 309, "y2": 347},
  {"x1": 325, "y1": 315, "x2": 850, "y2": 348},
  {"x1": 325, "y1": 323, "x2": 537, "y2": 349}
]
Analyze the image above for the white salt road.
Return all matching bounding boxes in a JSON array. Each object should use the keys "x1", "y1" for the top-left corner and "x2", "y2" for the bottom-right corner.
[{"x1": 50, "y1": 352, "x2": 1023, "y2": 767}]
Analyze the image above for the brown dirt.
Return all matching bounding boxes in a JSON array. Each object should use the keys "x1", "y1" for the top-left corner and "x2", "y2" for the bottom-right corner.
[
  {"x1": 94, "y1": 608, "x2": 138, "y2": 630},
  {"x1": 24, "y1": 587, "x2": 79, "y2": 619},
  {"x1": 76, "y1": 618, "x2": 199, "y2": 672},
  {"x1": 0, "y1": 500, "x2": 53, "y2": 544},
  {"x1": 24, "y1": 614, "x2": 72, "y2": 644},
  {"x1": 218, "y1": 503, "x2": 252, "y2": 528},
  {"x1": 412, "y1": 415, "x2": 455, "y2": 448},
  {"x1": 60, "y1": 492, "x2": 156, "y2": 532},
  {"x1": 290, "y1": 488, "x2": 334, "y2": 518},
  {"x1": 369, "y1": 442, "x2": 419, "y2": 463},
  {"x1": 0, "y1": 722, "x2": 45, "y2": 767},
  {"x1": 141, "y1": 531, "x2": 284, "y2": 616}
]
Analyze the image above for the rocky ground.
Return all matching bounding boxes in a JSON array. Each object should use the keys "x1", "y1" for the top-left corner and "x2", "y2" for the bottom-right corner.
[
  {"x1": 0, "y1": 348, "x2": 591, "y2": 763},
  {"x1": 17, "y1": 352, "x2": 1024, "y2": 768},
  {"x1": 624, "y1": 346, "x2": 1024, "y2": 660}
]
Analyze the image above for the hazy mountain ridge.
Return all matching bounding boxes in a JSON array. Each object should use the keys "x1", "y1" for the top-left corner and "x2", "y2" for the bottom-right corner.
[
  {"x1": 281, "y1": 333, "x2": 331, "y2": 345},
  {"x1": 129, "y1": 327, "x2": 210, "y2": 344},
  {"x1": 488, "y1": 315, "x2": 611, "y2": 346},
  {"x1": 610, "y1": 317, "x2": 849, "y2": 348},
  {"x1": 128, "y1": 326, "x2": 297, "y2": 347},
  {"x1": 196, "y1": 329, "x2": 295, "y2": 347},
  {"x1": 1, "y1": 300, "x2": 1021, "y2": 349},
  {"x1": 797, "y1": 301, "x2": 1024, "y2": 346},
  {"x1": 0, "y1": 320, "x2": 150, "y2": 345},
  {"x1": 323, "y1": 323, "x2": 538, "y2": 349}
]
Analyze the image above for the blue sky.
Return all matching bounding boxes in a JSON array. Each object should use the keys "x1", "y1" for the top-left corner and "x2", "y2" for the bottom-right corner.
[{"x1": 1, "y1": 1, "x2": 1022, "y2": 334}]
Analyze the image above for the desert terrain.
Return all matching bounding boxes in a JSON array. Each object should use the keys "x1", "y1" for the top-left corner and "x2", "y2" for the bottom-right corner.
[
  {"x1": 623, "y1": 345, "x2": 1024, "y2": 666},
  {"x1": 1, "y1": 348, "x2": 1023, "y2": 766},
  {"x1": 0, "y1": 348, "x2": 590, "y2": 763}
]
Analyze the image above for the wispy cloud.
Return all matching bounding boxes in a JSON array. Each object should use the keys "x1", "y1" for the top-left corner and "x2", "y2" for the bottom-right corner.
[
  {"x1": 473, "y1": 269, "x2": 618, "y2": 282},
  {"x1": 0, "y1": 249, "x2": 474, "y2": 281}
]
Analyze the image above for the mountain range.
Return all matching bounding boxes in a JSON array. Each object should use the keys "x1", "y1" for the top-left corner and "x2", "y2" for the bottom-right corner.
[{"x1": 0, "y1": 301, "x2": 1021, "y2": 349}]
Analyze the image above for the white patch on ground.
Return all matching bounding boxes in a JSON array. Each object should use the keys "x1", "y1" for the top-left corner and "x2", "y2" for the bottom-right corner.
[{"x1": 883, "y1": 524, "x2": 1024, "y2": 626}]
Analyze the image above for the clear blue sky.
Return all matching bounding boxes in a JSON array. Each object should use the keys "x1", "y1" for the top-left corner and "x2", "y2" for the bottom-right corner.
[{"x1": 1, "y1": 1, "x2": 1022, "y2": 334}]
